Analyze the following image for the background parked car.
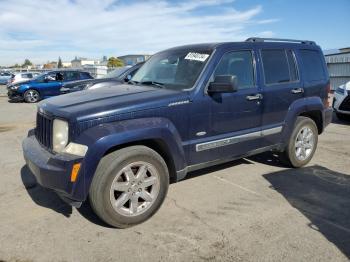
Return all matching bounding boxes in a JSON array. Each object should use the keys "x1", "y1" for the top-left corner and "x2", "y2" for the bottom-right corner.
[
  {"x1": 59, "y1": 62, "x2": 144, "y2": 94},
  {"x1": 7, "y1": 72, "x2": 40, "y2": 86},
  {"x1": 333, "y1": 81, "x2": 350, "y2": 120},
  {"x1": 0, "y1": 71, "x2": 12, "y2": 85},
  {"x1": 7, "y1": 70, "x2": 93, "y2": 103}
]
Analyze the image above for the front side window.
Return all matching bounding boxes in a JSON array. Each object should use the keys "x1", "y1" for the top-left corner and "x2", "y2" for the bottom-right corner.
[
  {"x1": 131, "y1": 49, "x2": 213, "y2": 90},
  {"x1": 213, "y1": 50, "x2": 255, "y2": 89}
]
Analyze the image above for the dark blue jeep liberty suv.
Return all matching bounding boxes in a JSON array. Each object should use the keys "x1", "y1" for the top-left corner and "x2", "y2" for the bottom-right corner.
[{"x1": 23, "y1": 38, "x2": 333, "y2": 228}]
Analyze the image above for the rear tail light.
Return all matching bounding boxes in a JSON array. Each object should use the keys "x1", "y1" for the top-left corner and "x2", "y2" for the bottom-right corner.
[{"x1": 324, "y1": 83, "x2": 332, "y2": 108}]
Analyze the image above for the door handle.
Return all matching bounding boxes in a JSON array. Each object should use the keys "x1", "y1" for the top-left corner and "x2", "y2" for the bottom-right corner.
[
  {"x1": 246, "y1": 93, "x2": 263, "y2": 101},
  {"x1": 291, "y1": 88, "x2": 304, "y2": 94}
]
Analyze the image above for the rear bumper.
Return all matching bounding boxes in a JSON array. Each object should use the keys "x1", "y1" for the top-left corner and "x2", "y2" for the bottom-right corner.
[{"x1": 22, "y1": 130, "x2": 84, "y2": 206}]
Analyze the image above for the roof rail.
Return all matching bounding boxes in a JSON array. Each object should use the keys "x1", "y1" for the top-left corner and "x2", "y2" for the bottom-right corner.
[{"x1": 245, "y1": 37, "x2": 315, "y2": 45}]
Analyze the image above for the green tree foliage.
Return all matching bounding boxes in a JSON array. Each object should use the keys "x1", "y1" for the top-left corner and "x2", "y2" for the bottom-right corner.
[
  {"x1": 22, "y1": 59, "x2": 33, "y2": 68},
  {"x1": 107, "y1": 57, "x2": 124, "y2": 68},
  {"x1": 58, "y1": 57, "x2": 63, "y2": 68}
]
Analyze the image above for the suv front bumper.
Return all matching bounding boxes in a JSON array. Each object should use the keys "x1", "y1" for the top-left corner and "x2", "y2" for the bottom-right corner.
[{"x1": 22, "y1": 130, "x2": 84, "y2": 207}]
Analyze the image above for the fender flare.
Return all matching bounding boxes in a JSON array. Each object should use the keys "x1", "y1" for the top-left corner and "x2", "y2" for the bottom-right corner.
[
  {"x1": 281, "y1": 96, "x2": 324, "y2": 143},
  {"x1": 72, "y1": 117, "x2": 186, "y2": 200}
]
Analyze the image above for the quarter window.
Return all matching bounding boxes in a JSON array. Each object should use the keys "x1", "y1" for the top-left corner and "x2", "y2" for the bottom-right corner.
[
  {"x1": 213, "y1": 50, "x2": 255, "y2": 89},
  {"x1": 299, "y1": 49, "x2": 325, "y2": 81}
]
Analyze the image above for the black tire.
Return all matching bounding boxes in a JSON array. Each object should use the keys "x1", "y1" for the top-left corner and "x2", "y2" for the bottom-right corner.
[
  {"x1": 336, "y1": 112, "x2": 350, "y2": 121},
  {"x1": 24, "y1": 89, "x2": 40, "y2": 103},
  {"x1": 280, "y1": 116, "x2": 318, "y2": 168},
  {"x1": 89, "y1": 145, "x2": 169, "y2": 228}
]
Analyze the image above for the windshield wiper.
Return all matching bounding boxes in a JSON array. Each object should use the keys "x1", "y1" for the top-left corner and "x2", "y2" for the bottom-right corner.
[{"x1": 139, "y1": 81, "x2": 165, "y2": 88}]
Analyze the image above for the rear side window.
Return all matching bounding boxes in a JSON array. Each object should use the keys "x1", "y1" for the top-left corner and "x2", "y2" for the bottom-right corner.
[
  {"x1": 213, "y1": 50, "x2": 255, "y2": 89},
  {"x1": 65, "y1": 71, "x2": 80, "y2": 81},
  {"x1": 261, "y1": 49, "x2": 299, "y2": 85},
  {"x1": 80, "y1": 72, "x2": 92, "y2": 79},
  {"x1": 22, "y1": 73, "x2": 33, "y2": 78},
  {"x1": 300, "y1": 49, "x2": 325, "y2": 81},
  {"x1": 286, "y1": 50, "x2": 298, "y2": 81}
]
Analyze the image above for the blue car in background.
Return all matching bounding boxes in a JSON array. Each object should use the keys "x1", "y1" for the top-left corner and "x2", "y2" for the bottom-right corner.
[
  {"x1": 7, "y1": 70, "x2": 93, "y2": 103},
  {"x1": 0, "y1": 72, "x2": 12, "y2": 85}
]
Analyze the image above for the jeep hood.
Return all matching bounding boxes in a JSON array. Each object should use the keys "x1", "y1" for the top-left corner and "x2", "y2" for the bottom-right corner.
[{"x1": 39, "y1": 84, "x2": 187, "y2": 121}]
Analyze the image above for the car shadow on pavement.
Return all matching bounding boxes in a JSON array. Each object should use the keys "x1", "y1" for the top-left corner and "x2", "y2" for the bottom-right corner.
[
  {"x1": 21, "y1": 165, "x2": 113, "y2": 227},
  {"x1": 263, "y1": 165, "x2": 350, "y2": 259},
  {"x1": 21, "y1": 165, "x2": 73, "y2": 217}
]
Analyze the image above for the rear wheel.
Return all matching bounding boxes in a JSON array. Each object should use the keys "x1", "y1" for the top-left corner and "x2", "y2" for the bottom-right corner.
[
  {"x1": 24, "y1": 89, "x2": 40, "y2": 103},
  {"x1": 281, "y1": 116, "x2": 318, "y2": 167},
  {"x1": 89, "y1": 146, "x2": 169, "y2": 228}
]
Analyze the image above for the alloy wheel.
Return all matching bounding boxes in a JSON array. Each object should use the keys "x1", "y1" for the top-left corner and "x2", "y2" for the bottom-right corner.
[{"x1": 109, "y1": 161, "x2": 160, "y2": 217}]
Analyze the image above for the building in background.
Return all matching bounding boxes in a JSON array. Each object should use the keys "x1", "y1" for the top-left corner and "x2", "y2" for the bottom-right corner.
[
  {"x1": 118, "y1": 54, "x2": 150, "y2": 66},
  {"x1": 325, "y1": 47, "x2": 350, "y2": 90},
  {"x1": 71, "y1": 57, "x2": 99, "y2": 68},
  {"x1": 61, "y1": 61, "x2": 72, "y2": 68},
  {"x1": 82, "y1": 65, "x2": 108, "y2": 78}
]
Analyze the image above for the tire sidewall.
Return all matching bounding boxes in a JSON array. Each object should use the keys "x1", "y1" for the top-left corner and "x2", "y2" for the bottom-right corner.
[
  {"x1": 90, "y1": 146, "x2": 169, "y2": 228},
  {"x1": 287, "y1": 117, "x2": 318, "y2": 167}
]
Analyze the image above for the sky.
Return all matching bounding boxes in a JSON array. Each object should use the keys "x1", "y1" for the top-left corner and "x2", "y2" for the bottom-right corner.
[{"x1": 0, "y1": 0, "x2": 349, "y2": 66}]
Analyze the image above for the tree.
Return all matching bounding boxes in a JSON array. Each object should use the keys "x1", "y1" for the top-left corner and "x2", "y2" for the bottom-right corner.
[
  {"x1": 22, "y1": 59, "x2": 32, "y2": 68},
  {"x1": 58, "y1": 57, "x2": 63, "y2": 68},
  {"x1": 107, "y1": 57, "x2": 124, "y2": 68}
]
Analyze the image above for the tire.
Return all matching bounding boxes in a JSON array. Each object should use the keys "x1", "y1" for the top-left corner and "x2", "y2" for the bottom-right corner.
[
  {"x1": 280, "y1": 116, "x2": 318, "y2": 168},
  {"x1": 89, "y1": 145, "x2": 169, "y2": 228},
  {"x1": 24, "y1": 89, "x2": 40, "y2": 103},
  {"x1": 336, "y1": 112, "x2": 350, "y2": 121}
]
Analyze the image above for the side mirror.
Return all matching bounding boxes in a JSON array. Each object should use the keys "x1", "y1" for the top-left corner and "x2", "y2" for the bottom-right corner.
[
  {"x1": 124, "y1": 74, "x2": 132, "y2": 82},
  {"x1": 208, "y1": 75, "x2": 238, "y2": 93},
  {"x1": 44, "y1": 75, "x2": 50, "y2": 82}
]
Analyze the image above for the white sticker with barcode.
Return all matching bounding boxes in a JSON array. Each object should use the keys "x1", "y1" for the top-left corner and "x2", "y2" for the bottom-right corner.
[{"x1": 185, "y1": 52, "x2": 209, "y2": 62}]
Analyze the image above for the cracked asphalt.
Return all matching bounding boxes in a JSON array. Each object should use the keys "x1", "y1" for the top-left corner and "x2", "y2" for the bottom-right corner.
[{"x1": 0, "y1": 86, "x2": 349, "y2": 262}]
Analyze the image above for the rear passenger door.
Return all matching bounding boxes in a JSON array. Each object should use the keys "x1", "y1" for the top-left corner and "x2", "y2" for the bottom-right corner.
[
  {"x1": 64, "y1": 71, "x2": 80, "y2": 82},
  {"x1": 259, "y1": 48, "x2": 302, "y2": 146}
]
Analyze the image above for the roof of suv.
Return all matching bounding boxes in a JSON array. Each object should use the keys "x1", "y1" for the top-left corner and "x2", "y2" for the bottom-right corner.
[{"x1": 164, "y1": 37, "x2": 319, "y2": 52}]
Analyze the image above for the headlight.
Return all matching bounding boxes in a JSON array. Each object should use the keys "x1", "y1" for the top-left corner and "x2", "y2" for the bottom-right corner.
[
  {"x1": 10, "y1": 85, "x2": 19, "y2": 90},
  {"x1": 53, "y1": 119, "x2": 69, "y2": 153}
]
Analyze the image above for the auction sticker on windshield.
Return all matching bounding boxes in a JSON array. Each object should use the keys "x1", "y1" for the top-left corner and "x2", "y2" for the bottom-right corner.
[{"x1": 185, "y1": 52, "x2": 209, "y2": 62}]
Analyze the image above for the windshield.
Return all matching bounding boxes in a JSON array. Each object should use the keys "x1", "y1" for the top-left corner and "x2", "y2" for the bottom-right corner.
[
  {"x1": 131, "y1": 48, "x2": 213, "y2": 90},
  {"x1": 101, "y1": 66, "x2": 131, "y2": 79}
]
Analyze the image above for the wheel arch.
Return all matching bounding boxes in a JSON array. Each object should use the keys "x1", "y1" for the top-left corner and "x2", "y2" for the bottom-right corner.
[{"x1": 72, "y1": 117, "x2": 187, "y2": 201}]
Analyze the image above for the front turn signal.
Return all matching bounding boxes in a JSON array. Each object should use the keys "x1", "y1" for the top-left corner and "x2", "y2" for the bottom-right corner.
[{"x1": 71, "y1": 163, "x2": 81, "y2": 182}]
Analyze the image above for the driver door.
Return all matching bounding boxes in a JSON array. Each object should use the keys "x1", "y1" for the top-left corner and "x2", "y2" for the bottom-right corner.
[{"x1": 190, "y1": 50, "x2": 263, "y2": 165}]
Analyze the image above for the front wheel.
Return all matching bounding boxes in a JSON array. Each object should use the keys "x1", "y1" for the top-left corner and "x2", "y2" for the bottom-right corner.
[
  {"x1": 89, "y1": 145, "x2": 169, "y2": 228},
  {"x1": 24, "y1": 89, "x2": 40, "y2": 103},
  {"x1": 281, "y1": 116, "x2": 318, "y2": 168}
]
